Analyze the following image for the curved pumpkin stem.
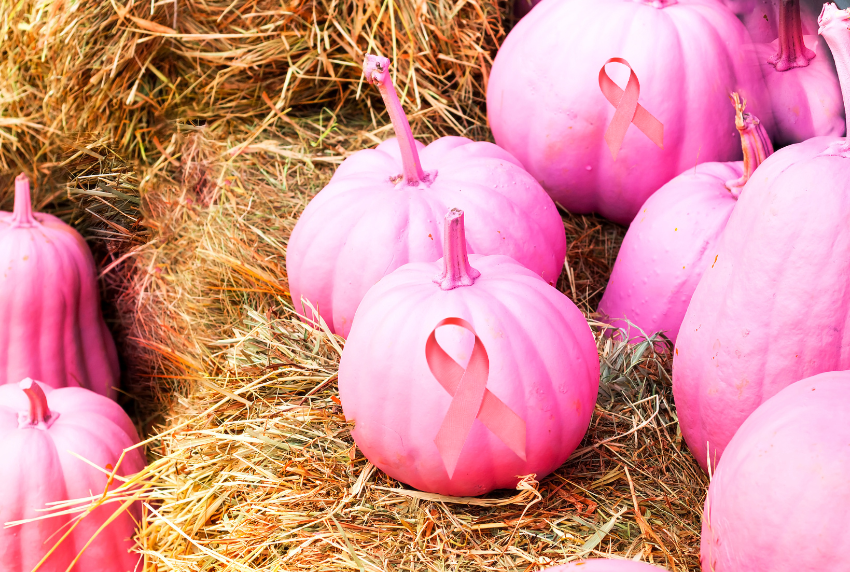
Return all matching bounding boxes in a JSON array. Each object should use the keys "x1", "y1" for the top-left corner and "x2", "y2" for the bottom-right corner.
[
  {"x1": 20, "y1": 378, "x2": 54, "y2": 428},
  {"x1": 771, "y1": 0, "x2": 816, "y2": 71},
  {"x1": 11, "y1": 173, "x2": 37, "y2": 228},
  {"x1": 819, "y1": 4, "x2": 850, "y2": 150},
  {"x1": 363, "y1": 55, "x2": 430, "y2": 187},
  {"x1": 725, "y1": 93, "x2": 774, "y2": 197},
  {"x1": 433, "y1": 208, "x2": 480, "y2": 291}
]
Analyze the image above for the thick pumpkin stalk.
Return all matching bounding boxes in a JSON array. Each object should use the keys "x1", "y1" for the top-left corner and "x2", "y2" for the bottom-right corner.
[
  {"x1": 771, "y1": 0, "x2": 816, "y2": 71},
  {"x1": 19, "y1": 378, "x2": 55, "y2": 428},
  {"x1": 11, "y1": 173, "x2": 36, "y2": 229},
  {"x1": 434, "y1": 208, "x2": 480, "y2": 290},
  {"x1": 363, "y1": 55, "x2": 430, "y2": 187},
  {"x1": 726, "y1": 93, "x2": 774, "y2": 197},
  {"x1": 819, "y1": 4, "x2": 850, "y2": 150}
]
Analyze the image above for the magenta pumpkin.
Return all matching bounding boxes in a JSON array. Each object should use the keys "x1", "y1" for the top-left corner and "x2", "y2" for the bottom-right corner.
[
  {"x1": 543, "y1": 561, "x2": 668, "y2": 572},
  {"x1": 0, "y1": 174, "x2": 119, "y2": 398},
  {"x1": 338, "y1": 209, "x2": 598, "y2": 496},
  {"x1": 700, "y1": 370, "x2": 850, "y2": 572},
  {"x1": 672, "y1": 3, "x2": 850, "y2": 472},
  {"x1": 286, "y1": 56, "x2": 566, "y2": 337},
  {"x1": 487, "y1": 0, "x2": 775, "y2": 225},
  {"x1": 0, "y1": 378, "x2": 143, "y2": 572},
  {"x1": 598, "y1": 96, "x2": 773, "y2": 344}
]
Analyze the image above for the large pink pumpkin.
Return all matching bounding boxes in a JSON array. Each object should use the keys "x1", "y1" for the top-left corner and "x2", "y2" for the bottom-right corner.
[
  {"x1": 286, "y1": 56, "x2": 566, "y2": 337},
  {"x1": 487, "y1": 0, "x2": 775, "y2": 225},
  {"x1": 598, "y1": 96, "x2": 773, "y2": 344},
  {"x1": 544, "y1": 561, "x2": 667, "y2": 571},
  {"x1": 0, "y1": 175, "x2": 119, "y2": 398},
  {"x1": 700, "y1": 370, "x2": 850, "y2": 571},
  {"x1": 0, "y1": 379, "x2": 144, "y2": 572},
  {"x1": 672, "y1": 3, "x2": 850, "y2": 472},
  {"x1": 338, "y1": 209, "x2": 598, "y2": 496}
]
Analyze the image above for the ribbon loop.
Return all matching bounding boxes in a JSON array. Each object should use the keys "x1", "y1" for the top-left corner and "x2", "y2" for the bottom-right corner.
[
  {"x1": 598, "y1": 57, "x2": 664, "y2": 160},
  {"x1": 426, "y1": 317, "x2": 527, "y2": 478}
]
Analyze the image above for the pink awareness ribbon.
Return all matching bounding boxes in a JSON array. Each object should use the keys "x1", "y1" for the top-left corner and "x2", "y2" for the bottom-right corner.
[
  {"x1": 598, "y1": 57, "x2": 664, "y2": 161},
  {"x1": 426, "y1": 317, "x2": 527, "y2": 478}
]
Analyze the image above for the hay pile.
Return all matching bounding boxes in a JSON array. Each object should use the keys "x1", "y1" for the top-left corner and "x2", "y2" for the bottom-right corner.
[{"x1": 0, "y1": 0, "x2": 708, "y2": 570}]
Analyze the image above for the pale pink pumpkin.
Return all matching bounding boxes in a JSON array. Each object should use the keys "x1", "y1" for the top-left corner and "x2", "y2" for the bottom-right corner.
[
  {"x1": 286, "y1": 56, "x2": 565, "y2": 338},
  {"x1": 338, "y1": 209, "x2": 598, "y2": 496},
  {"x1": 0, "y1": 174, "x2": 119, "y2": 398},
  {"x1": 487, "y1": 0, "x2": 775, "y2": 225},
  {"x1": 0, "y1": 379, "x2": 143, "y2": 572},
  {"x1": 700, "y1": 370, "x2": 850, "y2": 572},
  {"x1": 598, "y1": 95, "x2": 773, "y2": 344},
  {"x1": 543, "y1": 561, "x2": 668, "y2": 572},
  {"x1": 672, "y1": 3, "x2": 850, "y2": 472}
]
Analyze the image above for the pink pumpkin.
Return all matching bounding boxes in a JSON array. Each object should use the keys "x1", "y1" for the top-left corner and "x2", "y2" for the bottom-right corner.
[
  {"x1": 598, "y1": 95, "x2": 773, "y2": 344},
  {"x1": 0, "y1": 378, "x2": 143, "y2": 572},
  {"x1": 672, "y1": 3, "x2": 850, "y2": 472},
  {"x1": 721, "y1": 0, "x2": 822, "y2": 43},
  {"x1": 338, "y1": 209, "x2": 598, "y2": 496},
  {"x1": 749, "y1": 0, "x2": 844, "y2": 146},
  {"x1": 0, "y1": 174, "x2": 119, "y2": 398},
  {"x1": 544, "y1": 561, "x2": 668, "y2": 571},
  {"x1": 700, "y1": 370, "x2": 850, "y2": 571},
  {"x1": 286, "y1": 56, "x2": 566, "y2": 337},
  {"x1": 487, "y1": 0, "x2": 775, "y2": 225}
]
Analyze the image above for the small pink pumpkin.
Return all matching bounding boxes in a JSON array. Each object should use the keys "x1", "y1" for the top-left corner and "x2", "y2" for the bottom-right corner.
[
  {"x1": 338, "y1": 209, "x2": 598, "y2": 496},
  {"x1": 543, "y1": 561, "x2": 668, "y2": 571},
  {"x1": 598, "y1": 95, "x2": 773, "y2": 343},
  {"x1": 0, "y1": 378, "x2": 144, "y2": 572},
  {"x1": 286, "y1": 55, "x2": 566, "y2": 337},
  {"x1": 487, "y1": 0, "x2": 775, "y2": 225},
  {"x1": 672, "y1": 3, "x2": 850, "y2": 472},
  {"x1": 0, "y1": 174, "x2": 119, "y2": 398},
  {"x1": 700, "y1": 370, "x2": 850, "y2": 571}
]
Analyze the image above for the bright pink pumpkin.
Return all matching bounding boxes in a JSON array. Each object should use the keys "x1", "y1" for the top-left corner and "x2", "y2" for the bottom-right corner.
[
  {"x1": 286, "y1": 56, "x2": 566, "y2": 337},
  {"x1": 598, "y1": 96, "x2": 773, "y2": 344},
  {"x1": 0, "y1": 174, "x2": 119, "y2": 398},
  {"x1": 487, "y1": 0, "x2": 775, "y2": 225},
  {"x1": 700, "y1": 370, "x2": 850, "y2": 571},
  {"x1": 338, "y1": 209, "x2": 598, "y2": 496},
  {"x1": 543, "y1": 561, "x2": 668, "y2": 572},
  {"x1": 0, "y1": 378, "x2": 143, "y2": 571},
  {"x1": 672, "y1": 3, "x2": 850, "y2": 472},
  {"x1": 748, "y1": 0, "x2": 844, "y2": 146},
  {"x1": 721, "y1": 0, "x2": 822, "y2": 43}
]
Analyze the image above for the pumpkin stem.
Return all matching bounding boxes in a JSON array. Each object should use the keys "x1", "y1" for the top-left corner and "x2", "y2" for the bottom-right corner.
[
  {"x1": 725, "y1": 93, "x2": 774, "y2": 197},
  {"x1": 819, "y1": 4, "x2": 850, "y2": 146},
  {"x1": 19, "y1": 378, "x2": 55, "y2": 428},
  {"x1": 433, "y1": 208, "x2": 480, "y2": 291},
  {"x1": 771, "y1": 0, "x2": 816, "y2": 71},
  {"x1": 11, "y1": 173, "x2": 36, "y2": 228},
  {"x1": 363, "y1": 55, "x2": 430, "y2": 187}
]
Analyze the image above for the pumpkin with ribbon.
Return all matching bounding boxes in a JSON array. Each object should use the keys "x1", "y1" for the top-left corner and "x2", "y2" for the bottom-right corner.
[
  {"x1": 598, "y1": 94, "x2": 773, "y2": 344},
  {"x1": 673, "y1": 3, "x2": 850, "y2": 472},
  {"x1": 0, "y1": 378, "x2": 144, "y2": 572},
  {"x1": 286, "y1": 55, "x2": 566, "y2": 338},
  {"x1": 700, "y1": 370, "x2": 850, "y2": 571},
  {"x1": 338, "y1": 208, "x2": 598, "y2": 496},
  {"x1": 0, "y1": 174, "x2": 119, "y2": 398},
  {"x1": 487, "y1": 0, "x2": 775, "y2": 225}
]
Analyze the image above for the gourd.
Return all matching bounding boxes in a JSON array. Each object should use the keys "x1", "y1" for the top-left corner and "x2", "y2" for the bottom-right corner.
[
  {"x1": 338, "y1": 209, "x2": 598, "y2": 496},
  {"x1": 672, "y1": 3, "x2": 850, "y2": 472},
  {"x1": 286, "y1": 55, "x2": 566, "y2": 337},
  {"x1": 701, "y1": 370, "x2": 850, "y2": 571},
  {"x1": 598, "y1": 96, "x2": 773, "y2": 343},
  {"x1": 543, "y1": 561, "x2": 668, "y2": 571},
  {"x1": 0, "y1": 378, "x2": 144, "y2": 572},
  {"x1": 487, "y1": 0, "x2": 775, "y2": 225},
  {"x1": 0, "y1": 174, "x2": 120, "y2": 398}
]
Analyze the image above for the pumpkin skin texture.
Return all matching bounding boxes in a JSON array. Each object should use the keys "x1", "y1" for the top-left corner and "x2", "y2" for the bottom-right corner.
[
  {"x1": 338, "y1": 209, "x2": 598, "y2": 496},
  {"x1": 543, "y1": 561, "x2": 668, "y2": 572},
  {"x1": 0, "y1": 379, "x2": 144, "y2": 572},
  {"x1": 700, "y1": 371, "x2": 850, "y2": 572},
  {"x1": 0, "y1": 175, "x2": 119, "y2": 398},
  {"x1": 487, "y1": 0, "x2": 775, "y2": 225},
  {"x1": 673, "y1": 3, "x2": 850, "y2": 473},
  {"x1": 286, "y1": 56, "x2": 565, "y2": 338},
  {"x1": 598, "y1": 99, "x2": 773, "y2": 344}
]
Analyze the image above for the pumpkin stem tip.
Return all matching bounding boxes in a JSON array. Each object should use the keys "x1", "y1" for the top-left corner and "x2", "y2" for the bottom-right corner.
[
  {"x1": 11, "y1": 173, "x2": 36, "y2": 228},
  {"x1": 434, "y1": 208, "x2": 480, "y2": 291},
  {"x1": 725, "y1": 93, "x2": 774, "y2": 195},
  {"x1": 19, "y1": 378, "x2": 54, "y2": 428}
]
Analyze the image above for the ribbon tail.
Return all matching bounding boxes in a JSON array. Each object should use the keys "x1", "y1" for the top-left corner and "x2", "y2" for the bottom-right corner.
[
  {"x1": 633, "y1": 105, "x2": 664, "y2": 149},
  {"x1": 478, "y1": 390, "x2": 527, "y2": 462}
]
